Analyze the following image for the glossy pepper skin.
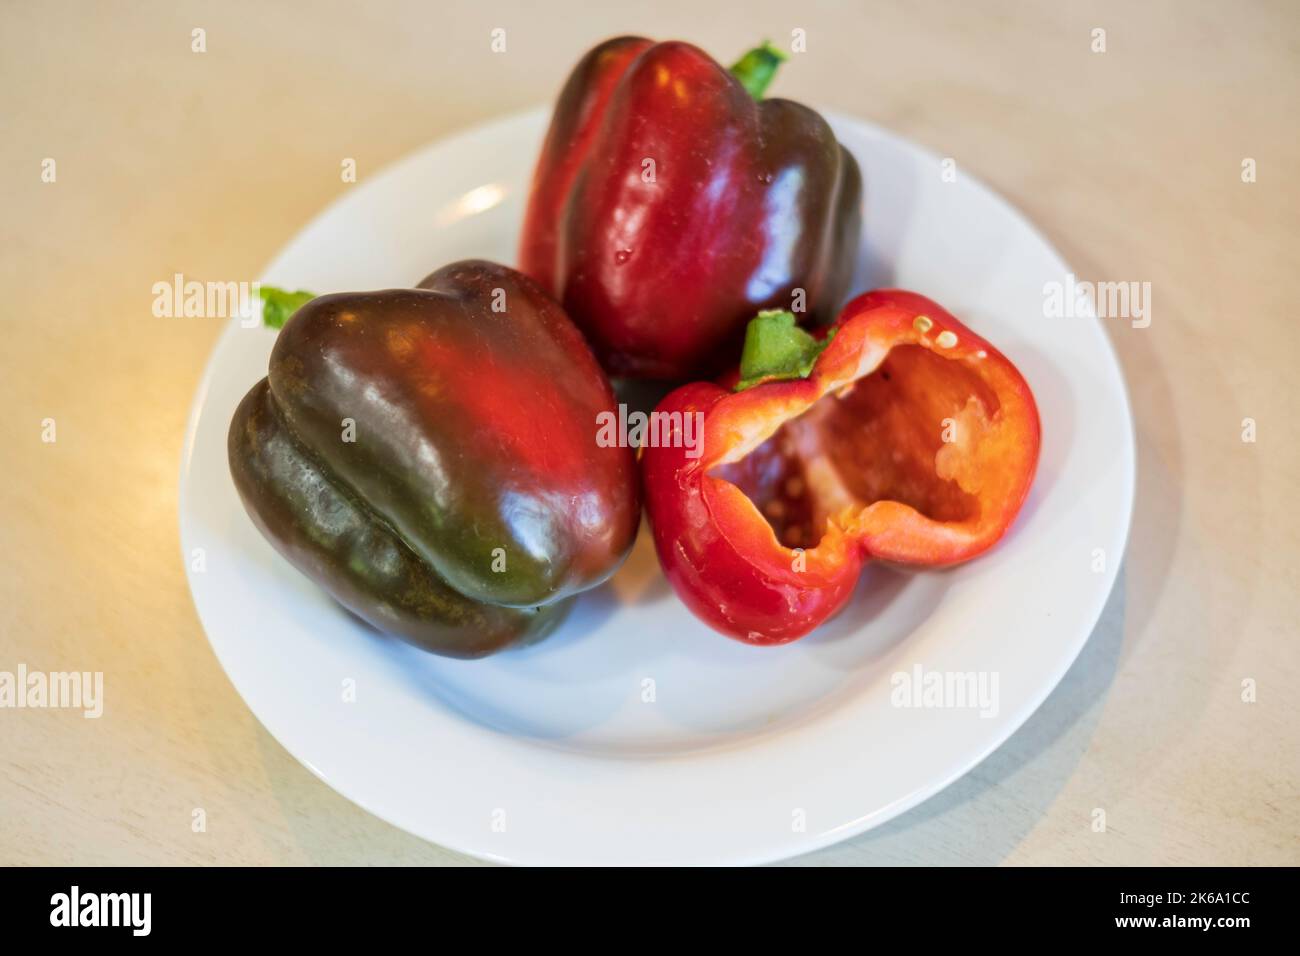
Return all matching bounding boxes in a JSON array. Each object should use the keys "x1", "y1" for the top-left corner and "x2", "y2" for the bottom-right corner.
[
  {"x1": 519, "y1": 36, "x2": 863, "y2": 380},
  {"x1": 228, "y1": 260, "x2": 640, "y2": 658},
  {"x1": 641, "y1": 290, "x2": 1040, "y2": 644}
]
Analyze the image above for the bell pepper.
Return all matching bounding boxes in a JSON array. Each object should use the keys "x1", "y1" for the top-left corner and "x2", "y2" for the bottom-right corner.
[
  {"x1": 641, "y1": 290, "x2": 1041, "y2": 644},
  {"x1": 228, "y1": 260, "x2": 640, "y2": 658},
  {"x1": 519, "y1": 36, "x2": 863, "y2": 380}
]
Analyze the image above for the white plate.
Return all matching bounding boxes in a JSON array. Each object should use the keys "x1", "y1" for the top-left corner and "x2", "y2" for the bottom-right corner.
[{"x1": 180, "y1": 107, "x2": 1134, "y2": 865}]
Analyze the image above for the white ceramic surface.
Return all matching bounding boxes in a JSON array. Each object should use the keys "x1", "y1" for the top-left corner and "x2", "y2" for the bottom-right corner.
[{"x1": 179, "y1": 107, "x2": 1134, "y2": 865}]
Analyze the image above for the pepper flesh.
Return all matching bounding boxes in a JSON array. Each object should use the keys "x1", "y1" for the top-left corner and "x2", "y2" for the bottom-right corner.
[
  {"x1": 519, "y1": 36, "x2": 862, "y2": 380},
  {"x1": 228, "y1": 260, "x2": 640, "y2": 658},
  {"x1": 641, "y1": 290, "x2": 1040, "y2": 644}
]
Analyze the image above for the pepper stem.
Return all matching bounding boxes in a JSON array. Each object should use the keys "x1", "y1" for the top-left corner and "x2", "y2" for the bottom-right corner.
[
  {"x1": 729, "y1": 41, "x2": 787, "y2": 100},
  {"x1": 260, "y1": 285, "x2": 316, "y2": 330},
  {"x1": 735, "y1": 310, "x2": 834, "y2": 391}
]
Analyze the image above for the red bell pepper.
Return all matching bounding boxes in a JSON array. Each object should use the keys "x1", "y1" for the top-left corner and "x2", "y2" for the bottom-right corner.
[
  {"x1": 641, "y1": 290, "x2": 1041, "y2": 644},
  {"x1": 519, "y1": 37, "x2": 862, "y2": 380}
]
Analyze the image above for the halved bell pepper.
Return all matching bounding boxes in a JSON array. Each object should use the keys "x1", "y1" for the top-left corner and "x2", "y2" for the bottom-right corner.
[
  {"x1": 229, "y1": 260, "x2": 640, "y2": 658},
  {"x1": 641, "y1": 290, "x2": 1040, "y2": 644},
  {"x1": 519, "y1": 37, "x2": 862, "y2": 380}
]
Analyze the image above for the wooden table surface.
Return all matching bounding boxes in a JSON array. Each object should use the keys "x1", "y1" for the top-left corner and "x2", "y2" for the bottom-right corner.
[{"x1": 2, "y1": 0, "x2": 1296, "y2": 865}]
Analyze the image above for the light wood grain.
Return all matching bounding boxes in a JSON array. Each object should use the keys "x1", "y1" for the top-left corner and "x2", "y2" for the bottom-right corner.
[{"x1": 1, "y1": 0, "x2": 1296, "y2": 865}]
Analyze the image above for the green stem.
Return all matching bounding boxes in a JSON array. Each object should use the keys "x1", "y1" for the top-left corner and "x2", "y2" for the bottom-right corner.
[
  {"x1": 735, "y1": 310, "x2": 834, "y2": 391},
  {"x1": 729, "y1": 41, "x2": 787, "y2": 100},
  {"x1": 260, "y1": 285, "x2": 316, "y2": 330}
]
